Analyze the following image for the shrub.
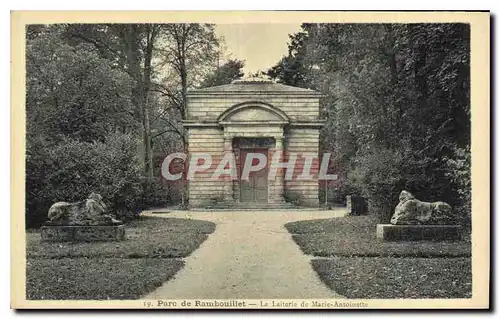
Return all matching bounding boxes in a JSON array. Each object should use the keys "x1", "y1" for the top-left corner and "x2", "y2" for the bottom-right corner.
[
  {"x1": 139, "y1": 180, "x2": 171, "y2": 211},
  {"x1": 445, "y1": 146, "x2": 471, "y2": 224},
  {"x1": 320, "y1": 179, "x2": 350, "y2": 206},
  {"x1": 346, "y1": 143, "x2": 469, "y2": 224},
  {"x1": 25, "y1": 133, "x2": 169, "y2": 227},
  {"x1": 347, "y1": 147, "x2": 405, "y2": 222},
  {"x1": 26, "y1": 134, "x2": 55, "y2": 227}
]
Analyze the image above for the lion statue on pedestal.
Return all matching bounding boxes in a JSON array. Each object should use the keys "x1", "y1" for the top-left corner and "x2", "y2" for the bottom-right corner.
[
  {"x1": 390, "y1": 190, "x2": 457, "y2": 225},
  {"x1": 46, "y1": 192, "x2": 122, "y2": 226}
]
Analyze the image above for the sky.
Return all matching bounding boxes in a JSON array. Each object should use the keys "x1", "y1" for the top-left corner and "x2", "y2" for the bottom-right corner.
[{"x1": 215, "y1": 24, "x2": 302, "y2": 76}]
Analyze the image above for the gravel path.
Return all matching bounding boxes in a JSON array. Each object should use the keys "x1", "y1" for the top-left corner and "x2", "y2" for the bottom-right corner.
[{"x1": 142, "y1": 209, "x2": 347, "y2": 299}]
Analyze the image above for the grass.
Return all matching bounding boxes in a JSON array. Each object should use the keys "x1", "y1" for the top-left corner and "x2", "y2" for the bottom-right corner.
[
  {"x1": 286, "y1": 215, "x2": 472, "y2": 298},
  {"x1": 312, "y1": 257, "x2": 472, "y2": 299},
  {"x1": 26, "y1": 258, "x2": 184, "y2": 300},
  {"x1": 26, "y1": 216, "x2": 216, "y2": 300},
  {"x1": 285, "y1": 216, "x2": 471, "y2": 257},
  {"x1": 27, "y1": 216, "x2": 216, "y2": 259}
]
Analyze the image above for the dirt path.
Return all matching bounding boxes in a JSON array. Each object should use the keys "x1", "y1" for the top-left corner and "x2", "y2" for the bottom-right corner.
[{"x1": 143, "y1": 209, "x2": 346, "y2": 299}]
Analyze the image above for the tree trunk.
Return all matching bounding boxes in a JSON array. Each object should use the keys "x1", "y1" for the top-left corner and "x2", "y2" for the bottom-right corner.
[
  {"x1": 142, "y1": 25, "x2": 156, "y2": 182},
  {"x1": 124, "y1": 24, "x2": 154, "y2": 181}
]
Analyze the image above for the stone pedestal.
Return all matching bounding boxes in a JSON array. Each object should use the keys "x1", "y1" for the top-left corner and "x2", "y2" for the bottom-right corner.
[
  {"x1": 41, "y1": 225, "x2": 126, "y2": 242},
  {"x1": 346, "y1": 195, "x2": 368, "y2": 216},
  {"x1": 376, "y1": 224, "x2": 461, "y2": 241}
]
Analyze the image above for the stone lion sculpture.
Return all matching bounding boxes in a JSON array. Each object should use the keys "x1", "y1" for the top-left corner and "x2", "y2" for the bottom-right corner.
[
  {"x1": 390, "y1": 190, "x2": 457, "y2": 225},
  {"x1": 46, "y1": 192, "x2": 122, "y2": 226}
]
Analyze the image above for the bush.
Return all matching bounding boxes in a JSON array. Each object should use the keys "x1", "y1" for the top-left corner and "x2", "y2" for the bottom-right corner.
[
  {"x1": 345, "y1": 143, "x2": 470, "y2": 224},
  {"x1": 26, "y1": 134, "x2": 54, "y2": 227},
  {"x1": 139, "y1": 181, "x2": 171, "y2": 211},
  {"x1": 25, "y1": 133, "x2": 169, "y2": 228},
  {"x1": 321, "y1": 179, "x2": 360, "y2": 206},
  {"x1": 445, "y1": 146, "x2": 471, "y2": 226},
  {"x1": 347, "y1": 147, "x2": 405, "y2": 222}
]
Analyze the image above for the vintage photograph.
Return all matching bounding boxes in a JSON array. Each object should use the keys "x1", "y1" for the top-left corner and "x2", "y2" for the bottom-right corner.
[{"x1": 11, "y1": 11, "x2": 489, "y2": 309}]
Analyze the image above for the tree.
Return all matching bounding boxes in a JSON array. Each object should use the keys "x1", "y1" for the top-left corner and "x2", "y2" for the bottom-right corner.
[
  {"x1": 63, "y1": 23, "x2": 222, "y2": 178},
  {"x1": 199, "y1": 59, "x2": 245, "y2": 88},
  {"x1": 268, "y1": 23, "x2": 471, "y2": 221},
  {"x1": 155, "y1": 24, "x2": 220, "y2": 119},
  {"x1": 111, "y1": 24, "x2": 162, "y2": 181},
  {"x1": 26, "y1": 25, "x2": 135, "y2": 143},
  {"x1": 25, "y1": 26, "x2": 166, "y2": 227},
  {"x1": 266, "y1": 26, "x2": 314, "y2": 88},
  {"x1": 60, "y1": 23, "x2": 223, "y2": 207},
  {"x1": 64, "y1": 23, "x2": 163, "y2": 180}
]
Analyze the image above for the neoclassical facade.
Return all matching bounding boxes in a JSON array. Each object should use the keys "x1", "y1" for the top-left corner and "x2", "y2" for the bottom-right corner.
[{"x1": 183, "y1": 77, "x2": 324, "y2": 207}]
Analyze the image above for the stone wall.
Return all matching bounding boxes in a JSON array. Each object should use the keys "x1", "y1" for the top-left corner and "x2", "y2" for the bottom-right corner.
[
  {"x1": 187, "y1": 95, "x2": 320, "y2": 121},
  {"x1": 284, "y1": 127, "x2": 320, "y2": 206},
  {"x1": 187, "y1": 127, "x2": 225, "y2": 207},
  {"x1": 185, "y1": 83, "x2": 323, "y2": 207}
]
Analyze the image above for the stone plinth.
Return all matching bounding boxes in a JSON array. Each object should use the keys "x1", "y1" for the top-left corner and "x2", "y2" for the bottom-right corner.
[
  {"x1": 41, "y1": 225, "x2": 126, "y2": 242},
  {"x1": 346, "y1": 195, "x2": 368, "y2": 216},
  {"x1": 376, "y1": 224, "x2": 461, "y2": 241}
]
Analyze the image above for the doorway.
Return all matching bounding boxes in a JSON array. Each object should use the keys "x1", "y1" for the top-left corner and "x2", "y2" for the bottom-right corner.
[{"x1": 239, "y1": 148, "x2": 269, "y2": 202}]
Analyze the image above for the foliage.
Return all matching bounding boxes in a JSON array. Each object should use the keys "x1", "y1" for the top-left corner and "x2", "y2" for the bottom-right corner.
[
  {"x1": 266, "y1": 29, "x2": 315, "y2": 88},
  {"x1": 26, "y1": 27, "x2": 136, "y2": 143},
  {"x1": 269, "y1": 23, "x2": 471, "y2": 220},
  {"x1": 26, "y1": 133, "x2": 145, "y2": 227},
  {"x1": 199, "y1": 59, "x2": 245, "y2": 88},
  {"x1": 346, "y1": 148, "x2": 404, "y2": 221},
  {"x1": 26, "y1": 24, "x2": 224, "y2": 226},
  {"x1": 155, "y1": 23, "x2": 221, "y2": 119},
  {"x1": 445, "y1": 146, "x2": 471, "y2": 219}
]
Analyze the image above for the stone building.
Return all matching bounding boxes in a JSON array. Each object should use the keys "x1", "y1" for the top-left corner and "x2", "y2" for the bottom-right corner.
[{"x1": 183, "y1": 77, "x2": 324, "y2": 207}]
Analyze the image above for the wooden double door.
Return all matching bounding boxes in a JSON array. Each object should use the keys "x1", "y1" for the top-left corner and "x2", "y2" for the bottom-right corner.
[{"x1": 239, "y1": 148, "x2": 268, "y2": 202}]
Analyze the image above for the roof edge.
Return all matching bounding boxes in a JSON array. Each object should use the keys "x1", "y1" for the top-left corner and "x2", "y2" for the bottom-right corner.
[{"x1": 187, "y1": 90, "x2": 323, "y2": 97}]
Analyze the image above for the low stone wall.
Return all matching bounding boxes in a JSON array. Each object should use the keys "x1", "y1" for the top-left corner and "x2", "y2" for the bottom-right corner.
[
  {"x1": 41, "y1": 225, "x2": 126, "y2": 242},
  {"x1": 376, "y1": 224, "x2": 461, "y2": 241}
]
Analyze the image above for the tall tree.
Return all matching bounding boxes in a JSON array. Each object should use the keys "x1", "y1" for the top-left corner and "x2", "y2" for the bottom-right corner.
[
  {"x1": 268, "y1": 23, "x2": 470, "y2": 220},
  {"x1": 155, "y1": 24, "x2": 220, "y2": 119},
  {"x1": 26, "y1": 25, "x2": 135, "y2": 143},
  {"x1": 65, "y1": 23, "x2": 164, "y2": 180}
]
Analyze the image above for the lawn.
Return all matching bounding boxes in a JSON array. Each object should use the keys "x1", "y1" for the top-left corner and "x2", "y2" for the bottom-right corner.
[
  {"x1": 285, "y1": 215, "x2": 472, "y2": 298},
  {"x1": 285, "y1": 216, "x2": 471, "y2": 257},
  {"x1": 312, "y1": 257, "x2": 471, "y2": 299},
  {"x1": 27, "y1": 216, "x2": 216, "y2": 259},
  {"x1": 26, "y1": 258, "x2": 184, "y2": 300},
  {"x1": 26, "y1": 216, "x2": 216, "y2": 300}
]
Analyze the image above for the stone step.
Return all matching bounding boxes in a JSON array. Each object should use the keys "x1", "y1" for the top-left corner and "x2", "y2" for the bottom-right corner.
[{"x1": 191, "y1": 202, "x2": 316, "y2": 210}]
